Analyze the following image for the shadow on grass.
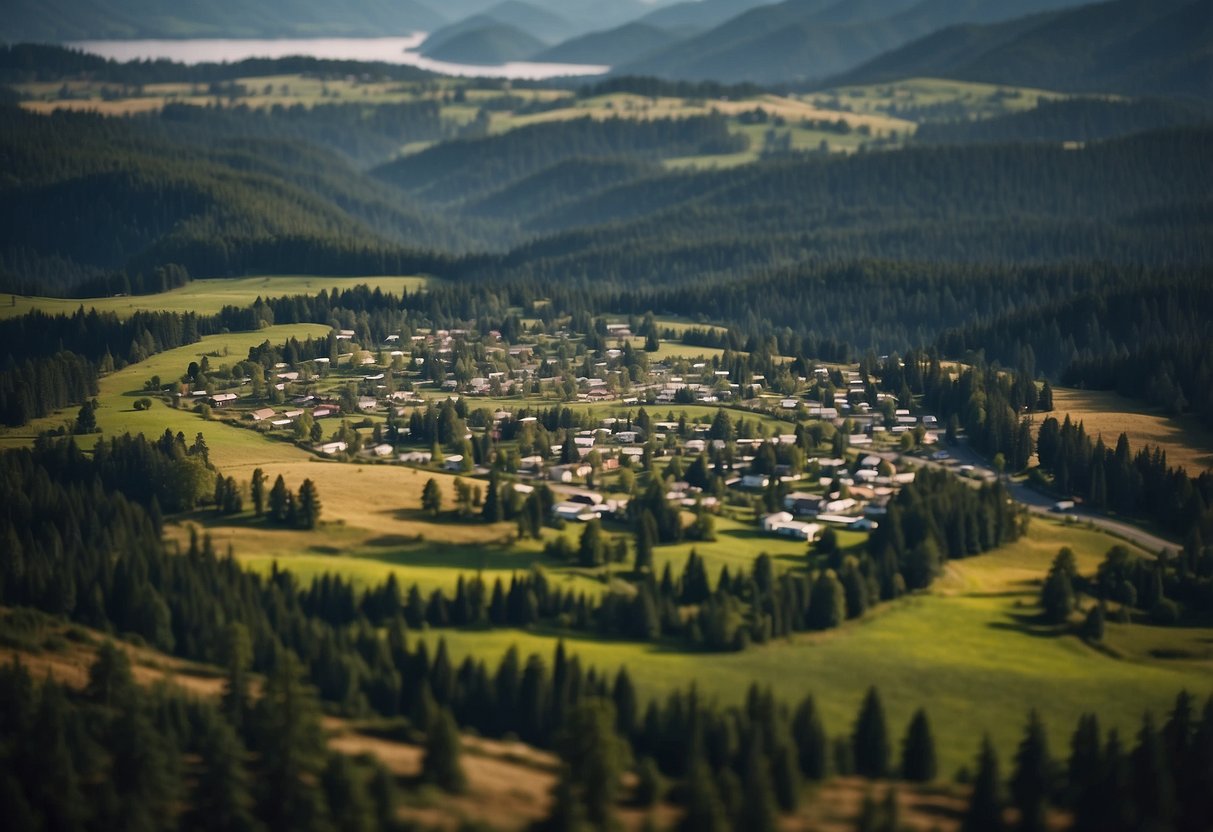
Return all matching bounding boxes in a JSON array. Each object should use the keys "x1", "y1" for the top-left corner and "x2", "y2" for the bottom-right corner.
[
  {"x1": 986, "y1": 608, "x2": 1069, "y2": 638},
  {"x1": 355, "y1": 540, "x2": 545, "y2": 573}
]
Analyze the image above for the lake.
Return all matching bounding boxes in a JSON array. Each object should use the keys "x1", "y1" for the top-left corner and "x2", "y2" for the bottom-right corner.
[{"x1": 68, "y1": 36, "x2": 610, "y2": 80}]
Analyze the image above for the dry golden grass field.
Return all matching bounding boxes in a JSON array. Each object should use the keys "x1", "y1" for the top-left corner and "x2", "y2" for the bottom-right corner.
[{"x1": 1050, "y1": 387, "x2": 1213, "y2": 473}]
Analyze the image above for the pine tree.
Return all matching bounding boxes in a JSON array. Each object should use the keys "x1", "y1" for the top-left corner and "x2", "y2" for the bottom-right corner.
[
  {"x1": 482, "y1": 468, "x2": 503, "y2": 522},
  {"x1": 555, "y1": 698, "x2": 628, "y2": 827},
  {"x1": 421, "y1": 478, "x2": 442, "y2": 517},
  {"x1": 186, "y1": 707, "x2": 260, "y2": 832},
  {"x1": 221, "y1": 622, "x2": 252, "y2": 732},
  {"x1": 422, "y1": 707, "x2": 466, "y2": 794},
  {"x1": 792, "y1": 695, "x2": 829, "y2": 780},
  {"x1": 252, "y1": 655, "x2": 329, "y2": 831},
  {"x1": 251, "y1": 468, "x2": 266, "y2": 517},
  {"x1": 634, "y1": 511, "x2": 656, "y2": 574},
  {"x1": 1010, "y1": 710, "x2": 1051, "y2": 832},
  {"x1": 578, "y1": 519, "x2": 606, "y2": 568},
  {"x1": 900, "y1": 708, "x2": 937, "y2": 782},
  {"x1": 771, "y1": 741, "x2": 801, "y2": 812},
  {"x1": 322, "y1": 753, "x2": 373, "y2": 832},
  {"x1": 853, "y1": 686, "x2": 890, "y2": 779},
  {"x1": 1130, "y1": 712, "x2": 1175, "y2": 830},
  {"x1": 297, "y1": 479, "x2": 321, "y2": 530},
  {"x1": 962, "y1": 735, "x2": 1004, "y2": 832},
  {"x1": 739, "y1": 737, "x2": 779, "y2": 832},
  {"x1": 268, "y1": 474, "x2": 288, "y2": 523},
  {"x1": 85, "y1": 640, "x2": 137, "y2": 709},
  {"x1": 679, "y1": 758, "x2": 729, "y2": 832}
]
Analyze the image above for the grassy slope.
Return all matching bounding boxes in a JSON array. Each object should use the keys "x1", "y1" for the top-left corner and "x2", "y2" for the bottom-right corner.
[
  {"x1": 0, "y1": 324, "x2": 329, "y2": 467},
  {"x1": 1, "y1": 275, "x2": 430, "y2": 320},
  {"x1": 414, "y1": 518, "x2": 1212, "y2": 777},
  {"x1": 1050, "y1": 387, "x2": 1213, "y2": 473}
]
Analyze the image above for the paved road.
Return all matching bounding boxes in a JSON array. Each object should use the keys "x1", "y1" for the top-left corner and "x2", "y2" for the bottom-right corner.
[{"x1": 893, "y1": 441, "x2": 1177, "y2": 555}]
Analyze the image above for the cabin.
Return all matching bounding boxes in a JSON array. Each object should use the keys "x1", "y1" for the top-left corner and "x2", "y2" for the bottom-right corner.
[{"x1": 248, "y1": 407, "x2": 276, "y2": 422}]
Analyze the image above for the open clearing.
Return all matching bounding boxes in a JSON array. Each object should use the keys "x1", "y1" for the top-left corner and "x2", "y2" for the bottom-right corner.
[
  {"x1": 2, "y1": 275, "x2": 429, "y2": 320},
  {"x1": 409, "y1": 518, "x2": 1211, "y2": 778},
  {"x1": 1050, "y1": 387, "x2": 1213, "y2": 473},
  {"x1": 0, "y1": 323, "x2": 329, "y2": 468}
]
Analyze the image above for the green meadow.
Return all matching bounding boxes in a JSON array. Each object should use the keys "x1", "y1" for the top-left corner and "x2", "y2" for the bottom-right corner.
[{"x1": 1, "y1": 275, "x2": 429, "y2": 320}]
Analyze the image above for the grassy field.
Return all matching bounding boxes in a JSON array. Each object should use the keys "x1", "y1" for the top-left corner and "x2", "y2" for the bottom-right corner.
[
  {"x1": 2, "y1": 275, "x2": 430, "y2": 320},
  {"x1": 1050, "y1": 387, "x2": 1213, "y2": 473},
  {"x1": 807, "y1": 77, "x2": 1066, "y2": 122},
  {"x1": 0, "y1": 323, "x2": 329, "y2": 467},
  {"x1": 415, "y1": 518, "x2": 1210, "y2": 778}
]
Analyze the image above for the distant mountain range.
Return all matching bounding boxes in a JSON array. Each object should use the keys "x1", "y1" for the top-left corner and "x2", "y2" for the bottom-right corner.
[
  {"x1": 1, "y1": 0, "x2": 450, "y2": 41},
  {"x1": 531, "y1": 23, "x2": 683, "y2": 66},
  {"x1": 617, "y1": 0, "x2": 1095, "y2": 83},
  {"x1": 0, "y1": 0, "x2": 679, "y2": 43},
  {"x1": 831, "y1": 0, "x2": 1213, "y2": 99},
  {"x1": 5, "y1": 0, "x2": 1210, "y2": 102}
]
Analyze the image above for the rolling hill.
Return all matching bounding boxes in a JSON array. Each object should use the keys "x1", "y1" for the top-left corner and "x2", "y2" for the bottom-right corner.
[
  {"x1": 531, "y1": 22, "x2": 682, "y2": 66},
  {"x1": 420, "y1": 1, "x2": 572, "y2": 55},
  {"x1": 421, "y1": 24, "x2": 548, "y2": 65},
  {"x1": 621, "y1": 0, "x2": 1095, "y2": 83},
  {"x1": 0, "y1": 106, "x2": 460, "y2": 289},
  {"x1": 0, "y1": 0, "x2": 448, "y2": 42},
  {"x1": 832, "y1": 0, "x2": 1213, "y2": 99}
]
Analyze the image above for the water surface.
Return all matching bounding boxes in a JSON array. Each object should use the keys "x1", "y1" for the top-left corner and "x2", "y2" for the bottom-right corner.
[{"x1": 69, "y1": 36, "x2": 610, "y2": 80}]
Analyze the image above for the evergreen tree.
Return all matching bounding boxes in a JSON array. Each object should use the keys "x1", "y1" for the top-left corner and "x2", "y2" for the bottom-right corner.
[
  {"x1": 186, "y1": 708, "x2": 261, "y2": 832},
  {"x1": 251, "y1": 468, "x2": 266, "y2": 517},
  {"x1": 555, "y1": 698, "x2": 628, "y2": 828},
  {"x1": 1010, "y1": 710, "x2": 1051, "y2": 832},
  {"x1": 422, "y1": 707, "x2": 466, "y2": 794},
  {"x1": 421, "y1": 478, "x2": 442, "y2": 517},
  {"x1": 578, "y1": 519, "x2": 606, "y2": 568},
  {"x1": 251, "y1": 655, "x2": 329, "y2": 831},
  {"x1": 963, "y1": 735, "x2": 1005, "y2": 832},
  {"x1": 221, "y1": 622, "x2": 253, "y2": 732},
  {"x1": 1130, "y1": 712, "x2": 1175, "y2": 830},
  {"x1": 792, "y1": 695, "x2": 829, "y2": 780},
  {"x1": 679, "y1": 758, "x2": 729, "y2": 832},
  {"x1": 771, "y1": 741, "x2": 801, "y2": 812},
  {"x1": 738, "y1": 737, "x2": 779, "y2": 832},
  {"x1": 900, "y1": 708, "x2": 937, "y2": 782},
  {"x1": 297, "y1": 479, "x2": 321, "y2": 530},
  {"x1": 482, "y1": 468, "x2": 503, "y2": 522},
  {"x1": 321, "y1": 753, "x2": 373, "y2": 832},
  {"x1": 853, "y1": 687, "x2": 890, "y2": 779},
  {"x1": 268, "y1": 475, "x2": 288, "y2": 523},
  {"x1": 634, "y1": 512, "x2": 656, "y2": 574}
]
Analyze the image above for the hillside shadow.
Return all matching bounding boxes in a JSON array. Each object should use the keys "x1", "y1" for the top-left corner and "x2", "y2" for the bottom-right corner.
[{"x1": 986, "y1": 608, "x2": 1068, "y2": 639}]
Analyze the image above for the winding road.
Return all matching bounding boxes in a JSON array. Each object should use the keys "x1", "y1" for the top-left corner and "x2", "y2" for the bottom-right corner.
[{"x1": 891, "y1": 440, "x2": 1177, "y2": 555}]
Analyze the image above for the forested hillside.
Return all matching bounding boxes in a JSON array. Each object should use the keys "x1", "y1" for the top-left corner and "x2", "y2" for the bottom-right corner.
[
  {"x1": 832, "y1": 0, "x2": 1213, "y2": 99},
  {"x1": 0, "y1": 0, "x2": 447, "y2": 41},
  {"x1": 0, "y1": 106, "x2": 461, "y2": 292},
  {"x1": 620, "y1": 0, "x2": 1091, "y2": 83}
]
